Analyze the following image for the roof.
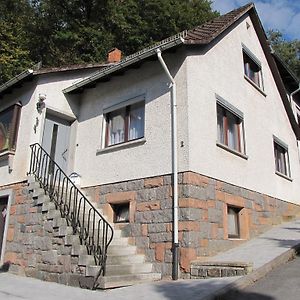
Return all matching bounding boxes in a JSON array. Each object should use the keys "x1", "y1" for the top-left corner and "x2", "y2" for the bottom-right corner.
[
  {"x1": 272, "y1": 52, "x2": 299, "y2": 92},
  {"x1": 0, "y1": 63, "x2": 111, "y2": 98},
  {"x1": 63, "y1": 3, "x2": 254, "y2": 94}
]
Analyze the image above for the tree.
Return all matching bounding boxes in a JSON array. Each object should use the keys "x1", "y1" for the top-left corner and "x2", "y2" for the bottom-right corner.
[
  {"x1": 268, "y1": 30, "x2": 300, "y2": 79},
  {"x1": 0, "y1": 0, "x2": 34, "y2": 83}
]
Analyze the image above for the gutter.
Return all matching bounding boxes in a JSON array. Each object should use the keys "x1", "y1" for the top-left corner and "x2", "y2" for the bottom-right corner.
[
  {"x1": 156, "y1": 48, "x2": 179, "y2": 280},
  {"x1": 63, "y1": 34, "x2": 186, "y2": 94},
  {"x1": 0, "y1": 69, "x2": 34, "y2": 95}
]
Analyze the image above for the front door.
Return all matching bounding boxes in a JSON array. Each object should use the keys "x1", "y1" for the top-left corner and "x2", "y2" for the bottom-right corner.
[
  {"x1": 42, "y1": 114, "x2": 71, "y2": 174},
  {"x1": 0, "y1": 196, "x2": 8, "y2": 257}
]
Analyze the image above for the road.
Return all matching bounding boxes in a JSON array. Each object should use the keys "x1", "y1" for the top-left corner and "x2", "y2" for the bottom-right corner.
[{"x1": 216, "y1": 255, "x2": 300, "y2": 300}]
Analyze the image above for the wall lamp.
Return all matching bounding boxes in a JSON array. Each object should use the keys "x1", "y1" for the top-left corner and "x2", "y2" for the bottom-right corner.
[{"x1": 37, "y1": 93, "x2": 46, "y2": 113}]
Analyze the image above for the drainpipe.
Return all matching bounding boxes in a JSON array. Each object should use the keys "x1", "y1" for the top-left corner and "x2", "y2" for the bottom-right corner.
[
  {"x1": 156, "y1": 49, "x2": 179, "y2": 280},
  {"x1": 291, "y1": 84, "x2": 300, "y2": 103}
]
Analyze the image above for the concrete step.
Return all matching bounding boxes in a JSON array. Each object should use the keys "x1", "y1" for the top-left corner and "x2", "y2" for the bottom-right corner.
[
  {"x1": 28, "y1": 181, "x2": 40, "y2": 190},
  {"x1": 71, "y1": 245, "x2": 87, "y2": 256},
  {"x1": 46, "y1": 210, "x2": 61, "y2": 220},
  {"x1": 53, "y1": 226, "x2": 73, "y2": 237},
  {"x1": 106, "y1": 254, "x2": 145, "y2": 265},
  {"x1": 64, "y1": 234, "x2": 81, "y2": 246},
  {"x1": 42, "y1": 201, "x2": 56, "y2": 212},
  {"x1": 33, "y1": 194, "x2": 51, "y2": 206},
  {"x1": 78, "y1": 255, "x2": 95, "y2": 266},
  {"x1": 52, "y1": 217, "x2": 67, "y2": 228},
  {"x1": 98, "y1": 273, "x2": 161, "y2": 289},
  {"x1": 110, "y1": 237, "x2": 129, "y2": 246},
  {"x1": 32, "y1": 187, "x2": 45, "y2": 198},
  {"x1": 107, "y1": 245, "x2": 137, "y2": 255},
  {"x1": 27, "y1": 174, "x2": 36, "y2": 184},
  {"x1": 105, "y1": 263, "x2": 153, "y2": 276}
]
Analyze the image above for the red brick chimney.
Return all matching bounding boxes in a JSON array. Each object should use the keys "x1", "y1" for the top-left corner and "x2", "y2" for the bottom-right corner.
[{"x1": 107, "y1": 48, "x2": 122, "y2": 63}]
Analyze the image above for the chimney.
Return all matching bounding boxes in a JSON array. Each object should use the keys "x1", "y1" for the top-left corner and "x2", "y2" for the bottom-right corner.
[{"x1": 107, "y1": 48, "x2": 122, "y2": 63}]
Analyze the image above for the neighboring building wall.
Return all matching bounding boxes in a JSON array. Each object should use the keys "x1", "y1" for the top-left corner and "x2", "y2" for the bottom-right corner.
[
  {"x1": 187, "y1": 14, "x2": 300, "y2": 204},
  {"x1": 83, "y1": 171, "x2": 300, "y2": 278},
  {"x1": 73, "y1": 50, "x2": 189, "y2": 187}
]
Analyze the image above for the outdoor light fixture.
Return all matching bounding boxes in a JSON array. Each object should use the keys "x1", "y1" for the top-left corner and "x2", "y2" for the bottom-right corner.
[{"x1": 37, "y1": 93, "x2": 46, "y2": 113}]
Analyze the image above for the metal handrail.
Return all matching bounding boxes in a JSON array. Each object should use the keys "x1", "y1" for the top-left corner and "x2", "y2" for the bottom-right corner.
[{"x1": 28, "y1": 143, "x2": 114, "y2": 281}]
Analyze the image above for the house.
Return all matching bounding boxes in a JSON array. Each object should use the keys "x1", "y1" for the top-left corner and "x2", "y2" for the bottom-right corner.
[{"x1": 1, "y1": 2, "x2": 300, "y2": 288}]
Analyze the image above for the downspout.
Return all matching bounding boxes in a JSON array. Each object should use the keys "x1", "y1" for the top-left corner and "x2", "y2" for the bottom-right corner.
[
  {"x1": 156, "y1": 48, "x2": 179, "y2": 280},
  {"x1": 291, "y1": 84, "x2": 300, "y2": 103}
]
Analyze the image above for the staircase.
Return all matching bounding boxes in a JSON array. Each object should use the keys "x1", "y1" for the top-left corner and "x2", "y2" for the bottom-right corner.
[{"x1": 27, "y1": 143, "x2": 161, "y2": 289}]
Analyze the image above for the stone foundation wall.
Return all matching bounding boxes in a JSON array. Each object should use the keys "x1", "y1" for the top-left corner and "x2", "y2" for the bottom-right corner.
[
  {"x1": 0, "y1": 182, "x2": 83, "y2": 285},
  {"x1": 83, "y1": 171, "x2": 300, "y2": 278}
]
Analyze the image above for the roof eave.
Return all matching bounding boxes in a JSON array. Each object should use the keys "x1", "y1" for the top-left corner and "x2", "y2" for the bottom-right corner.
[
  {"x1": 0, "y1": 69, "x2": 34, "y2": 97},
  {"x1": 63, "y1": 34, "x2": 186, "y2": 94}
]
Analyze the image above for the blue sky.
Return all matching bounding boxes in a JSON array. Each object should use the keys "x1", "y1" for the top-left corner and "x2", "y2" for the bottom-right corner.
[{"x1": 212, "y1": 0, "x2": 300, "y2": 40}]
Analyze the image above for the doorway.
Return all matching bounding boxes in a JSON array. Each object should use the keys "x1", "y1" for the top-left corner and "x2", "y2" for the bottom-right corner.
[{"x1": 42, "y1": 113, "x2": 71, "y2": 174}]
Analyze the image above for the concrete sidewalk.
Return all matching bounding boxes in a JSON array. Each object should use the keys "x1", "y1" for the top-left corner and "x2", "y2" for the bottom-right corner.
[{"x1": 1, "y1": 218, "x2": 300, "y2": 300}]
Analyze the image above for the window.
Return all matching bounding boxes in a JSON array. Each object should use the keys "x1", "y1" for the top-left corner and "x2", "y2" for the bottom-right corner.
[
  {"x1": 0, "y1": 103, "x2": 21, "y2": 153},
  {"x1": 243, "y1": 47, "x2": 263, "y2": 89},
  {"x1": 274, "y1": 138, "x2": 290, "y2": 177},
  {"x1": 105, "y1": 101, "x2": 145, "y2": 147},
  {"x1": 227, "y1": 206, "x2": 241, "y2": 239},
  {"x1": 217, "y1": 103, "x2": 244, "y2": 153},
  {"x1": 112, "y1": 203, "x2": 129, "y2": 223}
]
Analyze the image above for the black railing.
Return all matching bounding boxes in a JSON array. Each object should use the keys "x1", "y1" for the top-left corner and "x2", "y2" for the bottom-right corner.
[{"x1": 28, "y1": 143, "x2": 113, "y2": 283}]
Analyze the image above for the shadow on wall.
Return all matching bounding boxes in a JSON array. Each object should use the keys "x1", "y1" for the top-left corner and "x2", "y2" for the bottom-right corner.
[{"x1": 154, "y1": 280, "x2": 274, "y2": 300}]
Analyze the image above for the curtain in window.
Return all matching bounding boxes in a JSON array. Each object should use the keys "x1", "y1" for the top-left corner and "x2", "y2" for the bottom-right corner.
[
  {"x1": 227, "y1": 114, "x2": 239, "y2": 151},
  {"x1": 109, "y1": 111, "x2": 125, "y2": 145},
  {"x1": 0, "y1": 107, "x2": 14, "y2": 151},
  {"x1": 217, "y1": 107, "x2": 224, "y2": 144},
  {"x1": 129, "y1": 103, "x2": 144, "y2": 140}
]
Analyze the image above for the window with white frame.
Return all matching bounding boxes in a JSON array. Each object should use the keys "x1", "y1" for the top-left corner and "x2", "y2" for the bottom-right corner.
[
  {"x1": 243, "y1": 45, "x2": 263, "y2": 89},
  {"x1": 104, "y1": 101, "x2": 145, "y2": 147},
  {"x1": 216, "y1": 97, "x2": 245, "y2": 154},
  {"x1": 274, "y1": 137, "x2": 290, "y2": 178}
]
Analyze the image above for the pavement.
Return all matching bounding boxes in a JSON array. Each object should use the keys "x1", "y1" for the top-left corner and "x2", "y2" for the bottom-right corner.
[{"x1": 1, "y1": 218, "x2": 300, "y2": 300}]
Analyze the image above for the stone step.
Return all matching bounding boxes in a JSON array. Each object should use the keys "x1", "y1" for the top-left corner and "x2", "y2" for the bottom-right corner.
[
  {"x1": 106, "y1": 254, "x2": 145, "y2": 265},
  {"x1": 107, "y1": 245, "x2": 137, "y2": 255},
  {"x1": 28, "y1": 181, "x2": 40, "y2": 190},
  {"x1": 190, "y1": 261, "x2": 253, "y2": 279},
  {"x1": 98, "y1": 273, "x2": 161, "y2": 289}
]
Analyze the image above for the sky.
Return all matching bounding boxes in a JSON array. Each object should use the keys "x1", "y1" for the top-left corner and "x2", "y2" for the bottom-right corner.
[{"x1": 211, "y1": 0, "x2": 300, "y2": 40}]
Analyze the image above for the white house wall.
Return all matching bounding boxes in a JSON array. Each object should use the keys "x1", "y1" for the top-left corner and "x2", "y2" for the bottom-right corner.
[
  {"x1": 73, "y1": 51, "x2": 189, "y2": 187},
  {"x1": 187, "y1": 15, "x2": 300, "y2": 203},
  {"x1": 0, "y1": 70, "x2": 99, "y2": 186}
]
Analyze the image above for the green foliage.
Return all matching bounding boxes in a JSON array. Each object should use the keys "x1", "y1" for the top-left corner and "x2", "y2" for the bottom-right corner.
[
  {"x1": 0, "y1": 0, "x2": 218, "y2": 84},
  {"x1": 268, "y1": 30, "x2": 300, "y2": 79}
]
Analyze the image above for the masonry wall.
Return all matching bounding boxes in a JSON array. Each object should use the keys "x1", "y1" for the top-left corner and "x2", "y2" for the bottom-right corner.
[
  {"x1": 83, "y1": 171, "x2": 300, "y2": 278},
  {"x1": 0, "y1": 182, "x2": 84, "y2": 286}
]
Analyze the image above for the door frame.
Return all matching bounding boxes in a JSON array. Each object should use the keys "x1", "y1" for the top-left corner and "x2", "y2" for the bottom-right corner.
[
  {"x1": 0, "y1": 189, "x2": 12, "y2": 266},
  {"x1": 41, "y1": 108, "x2": 75, "y2": 175}
]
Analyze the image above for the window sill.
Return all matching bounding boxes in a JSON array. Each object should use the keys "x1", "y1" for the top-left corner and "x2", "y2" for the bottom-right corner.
[
  {"x1": 0, "y1": 150, "x2": 15, "y2": 161},
  {"x1": 275, "y1": 171, "x2": 293, "y2": 182},
  {"x1": 244, "y1": 75, "x2": 267, "y2": 97},
  {"x1": 97, "y1": 138, "x2": 146, "y2": 154},
  {"x1": 216, "y1": 142, "x2": 248, "y2": 160}
]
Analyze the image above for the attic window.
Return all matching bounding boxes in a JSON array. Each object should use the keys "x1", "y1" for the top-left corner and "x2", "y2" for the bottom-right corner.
[
  {"x1": 242, "y1": 46, "x2": 263, "y2": 90},
  {"x1": 0, "y1": 103, "x2": 22, "y2": 153}
]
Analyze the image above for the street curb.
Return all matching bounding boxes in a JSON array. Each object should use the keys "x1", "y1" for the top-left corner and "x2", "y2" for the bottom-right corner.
[{"x1": 203, "y1": 242, "x2": 300, "y2": 300}]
